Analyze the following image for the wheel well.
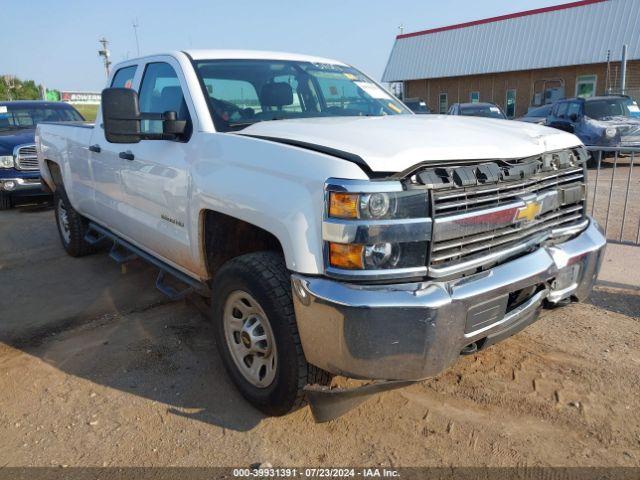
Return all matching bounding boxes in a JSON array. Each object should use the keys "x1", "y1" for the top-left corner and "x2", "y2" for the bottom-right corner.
[
  {"x1": 45, "y1": 160, "x2": 63, "y2": 191},
  {"x1": 203, "y1": 210, "x2": 285, "y2": 278}
]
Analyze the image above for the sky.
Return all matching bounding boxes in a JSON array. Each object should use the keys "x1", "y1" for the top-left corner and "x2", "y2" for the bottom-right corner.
[{"x1": 0, "y1": 0, "x2": 563, "y2": 91}]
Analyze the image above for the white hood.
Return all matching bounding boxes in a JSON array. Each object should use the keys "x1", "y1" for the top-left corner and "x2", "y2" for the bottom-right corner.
[{"x1": 238, "y1": 115, "x2": 582, "y2": 173}]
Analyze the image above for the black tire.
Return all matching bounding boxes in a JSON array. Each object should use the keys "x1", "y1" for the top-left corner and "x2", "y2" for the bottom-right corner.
[
  {"x1": 0, "y1": 193, "x2": 12, "y2": 210},
  {"x1": 54, "y1": 188, "x2": 95, "y2": 257},
  {"x1": 211, "y1": 251, "x2": 332, "y2": 416}
]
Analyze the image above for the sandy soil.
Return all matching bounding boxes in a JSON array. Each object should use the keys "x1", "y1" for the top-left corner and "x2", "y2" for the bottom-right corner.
[{"x1": 0, "y1": 206, "x2": 639, "y2": 468}]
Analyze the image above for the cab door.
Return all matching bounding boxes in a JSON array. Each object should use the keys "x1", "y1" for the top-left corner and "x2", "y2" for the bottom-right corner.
[
  {"x1": 115, "y1": 59, "x2": 194, "y2": 271},
  {"x1": 87, "y1": 64, "x2": 139, "y2": 229}
]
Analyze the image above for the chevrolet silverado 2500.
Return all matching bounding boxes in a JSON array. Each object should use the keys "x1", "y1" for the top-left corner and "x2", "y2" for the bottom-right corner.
[{"x1": 36, "y1": 50, "x2": 606, "y2": 421}]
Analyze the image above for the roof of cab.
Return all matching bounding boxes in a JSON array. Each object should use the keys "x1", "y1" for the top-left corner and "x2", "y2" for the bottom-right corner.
[{"x1": 182, "y1": 49, "x2": 346, "y2": 65}]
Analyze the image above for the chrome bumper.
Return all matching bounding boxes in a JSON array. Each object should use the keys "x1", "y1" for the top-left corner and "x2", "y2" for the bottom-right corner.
[
  {"x1": 292, "y1": 218, "x2": 606, "y2": 381},
  {"x1": 0, "y1": 177, "x2": 43, "y2": 193}
]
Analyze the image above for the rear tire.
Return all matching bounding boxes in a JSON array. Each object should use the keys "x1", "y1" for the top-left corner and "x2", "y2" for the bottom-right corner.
[
  {"x1": 0, "y1": 193, "x2": 12, "y2": 210},
  {"x1": 211, "y1": 251, "x2": 332, "y2": 416},
  {"x1": 54, "y1": 188, "x2": 95, "y2": 257}
]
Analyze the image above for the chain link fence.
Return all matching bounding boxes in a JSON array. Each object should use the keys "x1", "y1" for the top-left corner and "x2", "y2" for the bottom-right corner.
[{"x1": 587, "y1": 147, "x2": 640, "y2": 245}]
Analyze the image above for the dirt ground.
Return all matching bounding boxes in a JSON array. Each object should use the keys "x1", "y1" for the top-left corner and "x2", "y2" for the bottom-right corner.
[{"x1": 0, "y1": 204, "x2": 639, "y2": 468}]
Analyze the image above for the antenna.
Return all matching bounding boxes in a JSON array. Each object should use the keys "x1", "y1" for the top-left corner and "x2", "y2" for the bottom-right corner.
[
  {"x1": 398, "y1": 24, "x2": 404, "y2": 35},
  {"x1": 98, "y1": 37, "x2": 112, "y2": 77},
  {"x1": 132, "y1": 19, "x2": 141, "y2": 56}
]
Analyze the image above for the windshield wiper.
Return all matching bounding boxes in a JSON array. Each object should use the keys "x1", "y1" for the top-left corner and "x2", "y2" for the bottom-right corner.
[{"x1": 228, "y1": 117, "x2": 288, "y2": 128}]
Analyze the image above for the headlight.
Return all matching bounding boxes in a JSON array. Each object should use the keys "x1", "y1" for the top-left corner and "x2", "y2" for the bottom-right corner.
[
  {"x1": 324, "y1": 180, "x2": 431, "y2": 280},
  {"x1": 0, "y1": 155, "x2": 14, "y2": 168},
  {"x1": 605, "y1": 127, "x2": 617, "y2": 138},
  {"x1": 328, "y1": 190, "x2": 427, "y2": 220}
]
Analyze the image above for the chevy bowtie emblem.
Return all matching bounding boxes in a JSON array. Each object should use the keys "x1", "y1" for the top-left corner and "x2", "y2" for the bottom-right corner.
[{"x1": 515, "y1": 200, "x2": 542, "y2": 222}]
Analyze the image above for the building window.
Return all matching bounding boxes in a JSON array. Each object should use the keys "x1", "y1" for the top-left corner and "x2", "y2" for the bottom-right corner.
[
  {"x1": 470, "y1": 91, "x2": 480, "y2": 103},
  {"x1": 576, "y1": 75, "x2": 597, "y2": 98},
  {"x1": 505, "y1": 89, "x2": 517, "y2": 118},
  {"x1": 439, "y1": 93, "x2": 448, "y2": 114}
]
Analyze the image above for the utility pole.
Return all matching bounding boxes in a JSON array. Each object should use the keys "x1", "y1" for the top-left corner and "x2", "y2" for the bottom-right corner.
[
  {"x1": 398, "y1": 24, "x2": 404, "y2": 35},
  {"x1": 621, "y1": 44, "x2": 628, "y2": 95},
  {"x1": 132, "y1": 19, "x2": 141, "y2": 57},
  {"x1": 98, "y1": 37, "x2": 112, "y2": 77},
  {"x1": 3, "y1": 75, "x2": 17, "y2": 101}
]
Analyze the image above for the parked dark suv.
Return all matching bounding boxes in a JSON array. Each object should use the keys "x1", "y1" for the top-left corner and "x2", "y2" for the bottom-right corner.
[
  {"x1": 546, "y1": 95, "x2": 640, "y2": 148},
  {"x1": 0, "y1": 101, "x2": 84, "y2": 209}
]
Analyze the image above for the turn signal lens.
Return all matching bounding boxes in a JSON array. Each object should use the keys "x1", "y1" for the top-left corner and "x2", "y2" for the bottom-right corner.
[
  {"x1": 329, "y1": 242, "x2": 364, "y2": 269},
  {"x1": 329, "y1": 192, "x2": 359, "y2": 219}
]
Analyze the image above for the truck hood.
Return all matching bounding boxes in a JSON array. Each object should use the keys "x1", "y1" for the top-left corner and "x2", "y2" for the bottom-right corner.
[
  {"x1": 0, "y1": 129, "x2": 36, "y2": 156},
  {"x1": 238, "y1": 115, "x2": 581, "y2": 173}
]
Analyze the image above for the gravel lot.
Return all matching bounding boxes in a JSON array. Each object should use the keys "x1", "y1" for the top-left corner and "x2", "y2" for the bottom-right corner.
[{"x1": 0, "y1": 204, "x2": 639, "y2": 467}]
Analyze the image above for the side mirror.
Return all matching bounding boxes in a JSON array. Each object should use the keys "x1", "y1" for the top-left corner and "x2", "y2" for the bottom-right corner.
[
  {"x1": 101, "y1": 88, "x2": 188, "y2": 143},
  {"x1": 569, "y1": 113, "x2": 579, "y2": 122},
  {"x1": 102, "y1": 88, "x2": 142, "y2": 144}
]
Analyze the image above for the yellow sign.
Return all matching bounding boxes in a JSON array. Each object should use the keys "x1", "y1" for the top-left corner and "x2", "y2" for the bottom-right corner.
[{"x1": 516, "y1": 201, "x2": 542, "y2": 222}]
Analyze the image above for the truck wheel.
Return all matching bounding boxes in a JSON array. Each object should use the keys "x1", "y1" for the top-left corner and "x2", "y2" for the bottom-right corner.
[
  {"x1": 0, "y1": 193, "x2": 12, "y2": 210},
  {"x1": 211, "y1": 251, "x2": 332, "y2": 416},
  {"x1": 54, "y1": 189, "x2": 95, "y2": 257}
]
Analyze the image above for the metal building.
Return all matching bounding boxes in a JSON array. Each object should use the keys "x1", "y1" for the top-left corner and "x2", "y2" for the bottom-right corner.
[{"x1": 382, "y1": 0, "x2": 640, "y2": 117}]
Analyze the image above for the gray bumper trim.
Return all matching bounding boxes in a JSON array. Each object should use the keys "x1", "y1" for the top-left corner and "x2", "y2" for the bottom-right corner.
[{"x1": 292, "y1": 218, "x2": 606, "y2": 381}]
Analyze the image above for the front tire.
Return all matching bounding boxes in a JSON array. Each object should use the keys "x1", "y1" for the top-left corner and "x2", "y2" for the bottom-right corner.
[
  {"x1": 54, "y1": 189, "x2": 95, "y2": 257},
  {"x1": 0, "y1": 193, "x2": 12, "y2": 210},
  {"x1": 211, "y1": 251, "x2": 332, "y2": 416}
]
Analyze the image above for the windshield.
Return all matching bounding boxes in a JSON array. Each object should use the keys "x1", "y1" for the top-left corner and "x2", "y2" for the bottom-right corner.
[
  {"x1": 584, "y1": 98, "x2": 640, "y2": 120},
  {"x1": 459, "y1": 104, "x2": 506, "y2": 119},
  {"x1": 405, "y1": 100, "x2": 429, "y2": 113},
  {"x1": 525, "y1": 105, "x2": 552, "y2": 117},
  {"x1": 193, "y1": 59, "x2": 411, "y2": 132},
  {"x1": 0, "y1": 104, "x2": 84, "y2": 132}
]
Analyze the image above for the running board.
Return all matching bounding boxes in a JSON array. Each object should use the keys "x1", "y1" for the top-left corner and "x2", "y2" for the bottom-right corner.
[
  {"x1": 86, "y1": 222, "x2": 211, "y2": 299},
  {"x1": 84, "y1": 229, "x2": 107, "y2": 246},
  {"x1": 304, "y1": 380, "x2": 415, "y2": 423},
  {"x1": 109, "y1": 243, "x2": 138, "y2": 264}
]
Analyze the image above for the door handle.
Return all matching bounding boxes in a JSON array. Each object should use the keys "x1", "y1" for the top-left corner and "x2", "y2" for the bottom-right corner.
[
  {"x1": 119, "y1": 151, "x2": 135, "y2": 161},
  {"x1": 88, "y1": 144, "x2": 101, "y2": 153}
]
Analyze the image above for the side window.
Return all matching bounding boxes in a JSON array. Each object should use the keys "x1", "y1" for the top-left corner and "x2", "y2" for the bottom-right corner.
[
  {"x1": 567, "y1": 102, "x2": 581, "y2": 120},
  {"x1": 111, "y1": 66, "x2": 137, "y2": 89},
  {"x1": 556, "y1": 102, "x2": 569, "y2": 119},
  {"x1": 138, "y1": 62, "x2": 191, "y2": 136}
]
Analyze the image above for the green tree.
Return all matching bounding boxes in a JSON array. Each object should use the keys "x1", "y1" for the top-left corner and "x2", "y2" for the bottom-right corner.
[{"x1": 0, "y1": 75, "x2": 44, "y2": 101}]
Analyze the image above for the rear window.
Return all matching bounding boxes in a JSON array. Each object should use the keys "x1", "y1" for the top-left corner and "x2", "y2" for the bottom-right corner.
[
  {"x1": 526, "y1": 105, "x2": 551, "y2": 117},
  {"x1": 460, "y1": 104, "x2": 506, "y2": 119}
]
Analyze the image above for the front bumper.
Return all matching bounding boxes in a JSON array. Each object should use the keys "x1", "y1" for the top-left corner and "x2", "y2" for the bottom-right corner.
[
  {"x1": 292, "y1": 218, "x2": 606, "y2": 381},
  {"x1": 0, "y1": 177, "x2": 45, "y2": 195}
]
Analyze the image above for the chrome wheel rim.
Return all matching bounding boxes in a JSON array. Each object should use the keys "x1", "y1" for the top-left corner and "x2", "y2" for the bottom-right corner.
[
  {"x1": 57, "y1": 198, "x2": 71, "y2": 244},
  {"x1": 223, "y1": 290, "x2": 277, "y2": 388}
]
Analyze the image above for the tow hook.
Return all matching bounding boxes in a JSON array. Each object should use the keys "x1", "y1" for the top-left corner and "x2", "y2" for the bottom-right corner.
[{"x1": 304, "y1": 380, "x2": 415, "y2": 423}]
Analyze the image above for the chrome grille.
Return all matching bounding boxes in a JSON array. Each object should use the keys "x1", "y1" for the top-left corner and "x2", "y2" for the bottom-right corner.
[
  {"x1": 15, "y1": 144, "x2": 39, "y2": 171},
  {"x1": 428, "y1": 157, "x2": 587, "y2": 276}
]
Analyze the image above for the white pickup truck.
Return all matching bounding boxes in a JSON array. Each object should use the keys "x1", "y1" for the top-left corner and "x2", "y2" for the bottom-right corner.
[{"x1": 37, "y1": 50, "x2": 606, "y2": 421}]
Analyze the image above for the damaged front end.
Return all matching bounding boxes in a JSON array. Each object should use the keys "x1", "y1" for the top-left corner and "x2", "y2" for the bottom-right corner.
[
  {"x1": 580, "y1": 115, "x2": 640, "y2": 148},
  {"x1": 295, "y1": 146, "x2": 606, "y2": 423}
]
